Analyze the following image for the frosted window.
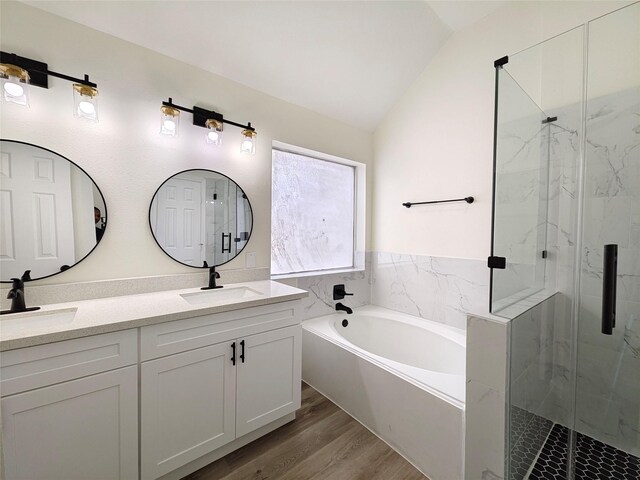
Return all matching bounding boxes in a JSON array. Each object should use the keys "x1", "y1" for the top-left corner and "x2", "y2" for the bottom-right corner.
[{"x1": 271, "y1": 149, "x2": 355, "y2": 275}]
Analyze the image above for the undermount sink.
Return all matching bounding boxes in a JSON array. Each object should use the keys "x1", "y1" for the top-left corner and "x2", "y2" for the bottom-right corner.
[
  {"x1": 180, "y1": 286, "x2": 264, "y2": 306},
  {"x1": 0, "y1": 308, "x2": 78, "y2": 335}
]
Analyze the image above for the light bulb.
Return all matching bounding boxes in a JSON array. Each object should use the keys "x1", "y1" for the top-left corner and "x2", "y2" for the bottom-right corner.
[
  {"x1": 205, "y1": 118, "x2": 223, "y2": 146},
  {"x1": 0, "y1": 65, "x2": 30, "y2": 107},
  {"x1": 160, "y1": 105, "x2": 180, "y2": 137},
  {"x1": 78, "y1": 100, "x2": 95, "y2": 115},
  {"x1": 4, "y1": 82, "x2": 24, "y2": 97},
  {"x1": 73, "y1": 84, "x2": 99, "y2": 122}
]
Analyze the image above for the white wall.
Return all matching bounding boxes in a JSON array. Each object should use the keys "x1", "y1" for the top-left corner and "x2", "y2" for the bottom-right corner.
[
  {"x1": 0, "y1": 1, "x2": 373, "y2": 285},
  {"x1": 372, "y1": 1, "x2": 631, "y2": 260}
]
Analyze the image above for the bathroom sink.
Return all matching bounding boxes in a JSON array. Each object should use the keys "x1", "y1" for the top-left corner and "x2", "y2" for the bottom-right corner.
[
  {"x1": 0, "y1": 308, "x2": 78, "y2": 335},
  {"x1": 180, "y1": 286, "x2": 264, "y2": 306}
]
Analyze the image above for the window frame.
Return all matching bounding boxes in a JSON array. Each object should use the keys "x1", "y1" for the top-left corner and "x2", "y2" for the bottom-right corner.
[{"x1": 270, "y1": 140, "x2": 366, "y2": 279}]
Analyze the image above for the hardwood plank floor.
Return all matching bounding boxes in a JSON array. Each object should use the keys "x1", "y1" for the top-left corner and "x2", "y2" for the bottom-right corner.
[{"x1": 183, "y1": 383, "x2": 428, "y2": 480}]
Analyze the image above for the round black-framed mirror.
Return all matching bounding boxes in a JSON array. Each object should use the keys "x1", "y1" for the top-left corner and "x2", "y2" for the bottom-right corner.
[
  {"x1": 0, "y1": 139, "x2": 108, "y2": 282},
  {"x1": 149, "y1": 169, "x2": 253, "y2": 268}
]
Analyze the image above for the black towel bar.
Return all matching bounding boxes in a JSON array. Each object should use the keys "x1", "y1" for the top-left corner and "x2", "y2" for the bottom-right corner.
[{"x1": 403, "y1": 196, "x2": 474, "y2": 208}]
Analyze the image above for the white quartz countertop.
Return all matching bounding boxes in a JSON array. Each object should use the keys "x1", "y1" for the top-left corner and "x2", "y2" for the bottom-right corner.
[{"x1": 0, "y1": 280, "x2": 308, "y2": 351}]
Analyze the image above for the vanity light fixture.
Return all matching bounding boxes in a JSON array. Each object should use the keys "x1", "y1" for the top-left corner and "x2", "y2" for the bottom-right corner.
[
  {"x1": 0, "y1": 51, "x2": 99, "y2": 121},
  {"x1": 160, "y1": 98, "x2": 257, "y2": 154}
]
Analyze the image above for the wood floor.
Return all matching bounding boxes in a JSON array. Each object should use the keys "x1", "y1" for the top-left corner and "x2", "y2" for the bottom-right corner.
[{"x1": 183, "y1": 382, "x2": 428, "y2": 480}]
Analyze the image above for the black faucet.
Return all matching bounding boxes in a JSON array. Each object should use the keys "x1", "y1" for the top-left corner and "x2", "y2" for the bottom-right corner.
[
  {"x1": 333, "y1": 284, "x2": 354, "y2": 301},
  {"x1": 335, "y1": 302, "x2": 353, "y2": 315},
  {"x1": 1, "y1": 270, "x2": 40, "y2": 315},
  {"x1": 201, "y1": 265, "x2": 223, "y2": 290}
]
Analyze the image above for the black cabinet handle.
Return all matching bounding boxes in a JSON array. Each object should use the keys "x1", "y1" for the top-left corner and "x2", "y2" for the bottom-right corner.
[
  {"x1": 601, "y1": 244, "x2": 618, "y2": 335},
  {"x1": 231, "y1": 342, "x2": 236, "y2": 365},
  {"x1": 240, "y1": 340, "x2": 245, "y2": 363}
]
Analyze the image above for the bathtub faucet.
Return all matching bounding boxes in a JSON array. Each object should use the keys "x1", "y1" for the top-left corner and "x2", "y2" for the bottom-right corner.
[{"x1": 335, "y1": 302, "x2": 353, "y2": 315}]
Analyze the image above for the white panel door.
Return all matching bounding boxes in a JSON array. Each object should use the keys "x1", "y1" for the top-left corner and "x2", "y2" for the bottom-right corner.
[
  {"x1": 154, "y1": 178, "x2": 203, "y2": 266},
  {"x1": 0, "y1": 142, "x2": 75, "y2": 279},
  {"x1": 1, "y1": 365, "x2": 138, "y2": 480},
  {"x1": 236, "y1": 325, "x2": 301, "y2": 437},
  {"x1": 141, "y1": 342, "x2": 236, "y2": 480}
]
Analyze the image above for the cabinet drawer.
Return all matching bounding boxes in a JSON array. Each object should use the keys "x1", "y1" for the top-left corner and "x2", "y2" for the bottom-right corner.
[
  {"x1": 0, "y1": 329, "x2": 138, "y2": 396},
  {"x1": 140, "y1": 301, "x2": 299, "y2": 361}
]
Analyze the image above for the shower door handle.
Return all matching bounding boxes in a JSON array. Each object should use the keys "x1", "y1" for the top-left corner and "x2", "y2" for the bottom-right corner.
[
  {"x1": 601, "y1": 244, "x2": 618, "y2": 335},
  {"x1": 221, "y1": 233, "x2": 232, "y2": 253}
]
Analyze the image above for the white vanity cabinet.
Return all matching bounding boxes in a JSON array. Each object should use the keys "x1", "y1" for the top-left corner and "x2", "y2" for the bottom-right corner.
[
  {"x1": 140, "y1": 301, "x2": 301, "y2": 480},
  {"x1": 0, "y1": 330, "x2": 139, "y2": 480},
  {"x1": 235, "y1": 325, "x2": 301, "y2": 437}
]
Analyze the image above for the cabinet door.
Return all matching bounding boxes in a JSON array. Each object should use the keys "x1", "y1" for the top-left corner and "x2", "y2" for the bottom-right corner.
[
  {"x1": 1, "y1": 365, "x2": 138, "y2": 480},
  {"x1": 236, "y1": 325, "x2": 301, "y2": 437},
  {"x1": 141, "y1": 342, "x2": 236, "y2": 480}
]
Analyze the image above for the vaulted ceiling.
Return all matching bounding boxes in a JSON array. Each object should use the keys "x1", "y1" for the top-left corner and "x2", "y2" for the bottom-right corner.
[{"x1": 22, "y1": 1, "x2": 507, "y2": 130}]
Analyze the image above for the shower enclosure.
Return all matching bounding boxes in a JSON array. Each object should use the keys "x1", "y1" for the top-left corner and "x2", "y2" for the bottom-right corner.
[{"x1": 489, "y1": 4, "x2": 639, "y2": 479}]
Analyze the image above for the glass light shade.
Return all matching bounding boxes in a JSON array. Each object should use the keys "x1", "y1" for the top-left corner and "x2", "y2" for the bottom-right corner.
[
  {"x1": 73, "y1": 84, "x2": 99, "y2": 122},
  {"x1": 205, "y1": 119, "x2": 223, "y2": 146},
  {"x1": 160, "y1": 105, "x2": 180, "y2": 137},
  {"x1": 240, "y1": 129, "x2": 257, "y2": 155},
  {"x1": 0, "y1": 65, "x2": 30, "y2": 107}
]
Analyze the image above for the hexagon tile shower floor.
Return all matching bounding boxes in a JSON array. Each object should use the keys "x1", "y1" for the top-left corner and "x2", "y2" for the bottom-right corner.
[{"x1": 527, "y1": 424, "x2": 640, "y2": 480}]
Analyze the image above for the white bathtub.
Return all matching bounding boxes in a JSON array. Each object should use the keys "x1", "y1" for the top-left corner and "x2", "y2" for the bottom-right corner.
[{"x1": 302, "y1": 305, "x2": 466, "y2": 480}]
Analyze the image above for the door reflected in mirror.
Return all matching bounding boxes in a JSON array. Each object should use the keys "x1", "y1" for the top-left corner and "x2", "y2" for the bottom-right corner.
[
  {"x1": 0, "y1": 140, "x2": 107, "y2": 282},
  {"x1": 149, "y1": 169, "x2": 253, "y2": 268}
]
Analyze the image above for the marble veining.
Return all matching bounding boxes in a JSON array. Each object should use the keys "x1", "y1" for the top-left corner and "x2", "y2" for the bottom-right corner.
[
  {"x1": 372, "y1": 252, "x2": 488, "y2": 330},
  {"x1": 279, "y1": 253, "x2": 372, "y2": 320}
]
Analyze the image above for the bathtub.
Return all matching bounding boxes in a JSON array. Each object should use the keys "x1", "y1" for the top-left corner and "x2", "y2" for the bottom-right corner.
[{"x1": 302, "y1": 305, "x2": 466, "y2": 480}]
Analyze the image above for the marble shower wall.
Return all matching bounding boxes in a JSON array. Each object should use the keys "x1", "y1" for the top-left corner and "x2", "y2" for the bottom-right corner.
[
  {"x1": 371, "y1": 252, "x2": 489, "y2": 330},
  {"x1": 508, "y1": 294, "x2": 563, "y2": 479},
  {"x1": 491, "y1": 69, "x2": 551, "y2": 310},
  {"x1": 574, "y1": 87, "x2": 640, "y2": 456},
  {"x1": 505, "y1": 87, "x2": 640, "y2": 458}
]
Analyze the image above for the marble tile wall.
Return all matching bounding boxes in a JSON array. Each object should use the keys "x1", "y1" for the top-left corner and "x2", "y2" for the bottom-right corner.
[
  {"x1": 492, "y1": 70, "x2": 550, "y2": 308},
  {"x1": 371, "y1": 252, "x2": 489, "y2": 330},
  {"x1": 574, "y1": 87, "x2": 640, "y2": 456},
  {"x1": 506, "y1": 87, "x2": 640, "y2": 460},
  {"x1": 465, "y1": 313, "x2": 510, "y2": 480},
  {"x1": 508, "y1": 294, "x2": 562, "y2": 479},
  {"x1": 277, "y1": 253, "x2": 372, "y2": 321}
]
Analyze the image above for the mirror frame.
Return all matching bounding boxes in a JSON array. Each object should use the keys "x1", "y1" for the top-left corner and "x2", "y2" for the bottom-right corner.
[
  {"x1": 0, "y1": 139, "x2": 108, "y2": 283},
  {"x1": 148, "y1": 168, "x2": 254, "y2": 269}
]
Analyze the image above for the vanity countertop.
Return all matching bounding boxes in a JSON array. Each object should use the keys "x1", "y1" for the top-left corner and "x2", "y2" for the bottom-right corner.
[{"x1": 0, "y1": 280, "x2": 308, "y2": 351}]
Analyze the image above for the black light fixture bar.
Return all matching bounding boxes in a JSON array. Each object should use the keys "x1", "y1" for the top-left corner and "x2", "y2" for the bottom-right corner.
[
  {"x1": 163, "y1": 97, "x2": 255, "y2": 132},
  {"x1": 46, "y1": 70, "x2": 96, "y2": 88},
  {"x1": 0, "y1": 51, "x2": 96, "y2": 88},
  {"x1": 402, "y1": 196, "x2": 474, "y2": 208}
]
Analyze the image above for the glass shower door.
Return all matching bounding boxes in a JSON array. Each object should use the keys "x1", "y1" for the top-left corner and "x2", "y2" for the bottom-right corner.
[
  {"x1": 572, "y1": 4, "x2": 640, "y2": 477},
  {"x1": 490, "y1": 66, "x2": 550, "y2": 316}
]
